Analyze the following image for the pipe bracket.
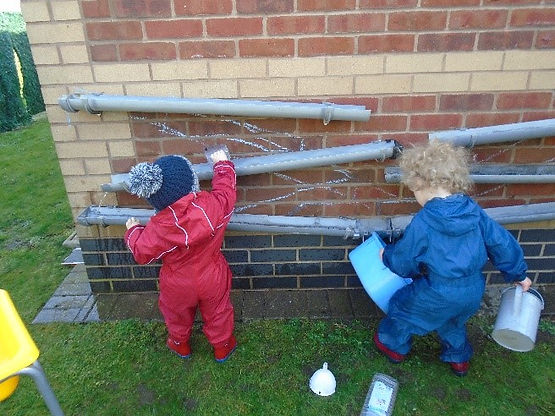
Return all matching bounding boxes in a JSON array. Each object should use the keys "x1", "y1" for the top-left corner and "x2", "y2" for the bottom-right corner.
[
  {"x1": 80, "y1": 94, "x2": 102, "y2": 115},
  {"x1": 322, "y1": 102, "x2": 334, "y2": 126}
]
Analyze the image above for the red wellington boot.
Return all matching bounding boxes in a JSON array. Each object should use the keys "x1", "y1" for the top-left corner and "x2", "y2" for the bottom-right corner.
[
  {"x1": 373, "y1": 333, "x2": 405, "y2": 364},
  {"x1": 214, "y1": 335, "x2": 237, "y2": 363},
  {"x1": 449, "y1": 361, "x2": 469, "y2": 377},
  {"x1": 166, "y1": 337, "x2": 191, "y2": 359}
]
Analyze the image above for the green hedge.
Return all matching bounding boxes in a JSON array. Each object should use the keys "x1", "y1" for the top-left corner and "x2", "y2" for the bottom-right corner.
[{"x1": 0, "y1": 12, "x2": 45, "y2": 132}]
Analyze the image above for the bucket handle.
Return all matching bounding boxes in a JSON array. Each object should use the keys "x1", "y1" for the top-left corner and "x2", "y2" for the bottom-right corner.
[{"x1": 513, "y1": 285, "x2": 523, "y2": 316}]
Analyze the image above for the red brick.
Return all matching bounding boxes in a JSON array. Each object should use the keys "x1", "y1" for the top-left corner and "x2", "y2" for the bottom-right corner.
[
  {"x1": 466, "y1": 113, "x2": 520, "y2": 128},
  {"x1": 510, "y1": 8, "x2": 555, "y2": 27},
  {"x1": 440, "y1": 94, "x2": 494, "y2": 112},
  {"x1": 536, "y1": 30, "x2": 555, "y2": 49},
  {"x1": 422, "y1": 0, "x2": 479, "y2": 5},
  {"x1": 352, "y1": 184, "x2": 400, "y2": 200},
  {"x1": 449, "y1": 10, "x2": 508, "y2": 29},
  {"x1": 136, "y1": 140, "x2": 162, "y2": 157},
  {"x1": 82, "y1": 0, "x2": 110, "y2": 18},
  {"x1": 145, "y1": 20, "x2": 203, "y2": 39},
  {"x1": 267, "y1": 16, "x2": 325, "y2": 35},
  {"x1": 522, "y1": 111, "x2": 555, "y2": 122},
  {"x1": 297, "y1": 186, "x2": 350, "y2": 201},
  {"x1": 330, "y1": 97, "x2": 379, "y2": 109},
  {"x1": 355, "y1": 115, "x2": 408, "y2": 132},
  {"x1": 360, "y1": 0, "x2": 418, "y2": 7},
  {"x1": 117, "y1": 192, "x2": 149, "y2": 208},
  {"x1": 328, "y1": 13, "x2": 386, "y2": 33},
  {"x1": 236, "y1": 0, "x2": 294, "y2": 14},
  {"x1": 507, "y1": 183, "x2": 555, "y2": 198},
  {"x1": 477, "y1": 31, "x2": 534, "y2": 50},
  {"x1": 382, "y1": 96, "x2": 436, "y2": 113},
  {"x1": 237, "y1": 174, "x2": 272, "y2": 187},
  {"x1": 174, "y1": 0, "x2": 233, "y2": 15},
  {"x1": 133, "y1": 121, "x2": 188, "y2": 138},
  {"x1": 222, "y1": 138, "x2": 270, "y2": 155},
  {"x1": 388, "y1": 11, "x2": 447, "y2": 31},
  {"x1": 120, "y1": 42, "x2": 176, "y2": 60},
  {"x1": 237, "y1": 203, "x2": 274, "y2": 215},
  {"x1": 474, "y1": 198, "x2": 527, "y2": 210},
  {"x1": 206, "y1": 18, "x2": 263, "y2": 37},
  {"x1": 239, "y1": 38, "x2": 294, "y2": 57},
  {"x1": 179, "y1": 40, "x2": 236, "y2": 58},
  {"x1": 188, "y1": 120, "x2": 243, "y2": 137},
  {"x1": 298, "y1": 0, "x2": 356, "y2": 11},
  {"x1": 276, "y1": 203, "x2": 325, "y2": 216},
  {"x1": 325, "y1": 202, "x2": 377, "y2": 217},
  {"x1": 471, "y1": 146, "x2": 513, "y2": 164},
  {"x1": 111, "y1": 158, "x2": 136, "y2": 173},
  {"x1": 359, "y1": 34, "x2": 415, "y2": 52},
  {"x1": 471, "y1": 184, "x2": 505, "y2": 198},
  {"x1": 484, "y1": 0, "x2": 542, "y2": 5},
  {"x1": 410, "y1": 114, "x2": 463, "y2": 131},
  {"x1": 90, "y1": 44, "x2": 118, "y2": 61},
  {"x1": 298, "y1": 119, "x2": 352, "y2": 133},
  {"x1": 417, "y1": 33, "x2": 475, "y2": 52},
  {"x1": 298, "y1": 37, "x2": 355, "y2": 56},
  {"x1": 86, "y1": 22, "x2": 143, "y2": 41},
  {"x1": 513, "y1": 147, "x2": 555, "y2": 164},
  {"x1": 497, "y1": 93, "x2": 553, "y2": 110},
  {"x1": 271, "y1": 170, "x2": 324, "y2": 185},
  {"x1": 245, "y1": 187, "x2": 297, "y2": 202},
  {"x1": 325, "y1": 136, "x2": 378, "y2": 149},
  {"x1": 112, "y1": 0, "x2": 171, "y2": 17},
  {"x1": 241, "y1": 119, "x2": 298, "y2": 134},
  {"x1": 325, "y1": 166, "x2": 377, "y2": 183},
  {"x1": 162, "y1": 139, "x2": 204, "y2": 155},
  {"x1": 376, "y1": 200, "x2": 420, "y2": 216}
]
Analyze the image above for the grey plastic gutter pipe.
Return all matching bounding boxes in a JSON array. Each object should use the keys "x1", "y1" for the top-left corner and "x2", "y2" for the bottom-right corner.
[
  {"x1": 429, "y1": 118, "x2": 555, "y2": 146},
  {"x1": 385, "y1": 164, "x2": 555, "y2": 184},
  {"x1": 76, "y1": 202, "x2": 555, "y2": 238},
  {"x1": 58, "y1": 93, "x2": 371, "y2": 123},
  {"x1": 102, "y1": 140, "x2": 401, "y2": 192}
]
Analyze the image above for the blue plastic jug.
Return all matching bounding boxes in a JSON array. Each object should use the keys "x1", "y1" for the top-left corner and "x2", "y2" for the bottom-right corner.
[{"x1": 349, "y1": 233, "x2": 412, "y2": 314}]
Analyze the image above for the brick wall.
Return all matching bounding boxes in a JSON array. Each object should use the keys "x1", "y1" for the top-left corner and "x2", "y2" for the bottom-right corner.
[{"x1": 21, "y1": 0, "x2": 554, "y2": 317}]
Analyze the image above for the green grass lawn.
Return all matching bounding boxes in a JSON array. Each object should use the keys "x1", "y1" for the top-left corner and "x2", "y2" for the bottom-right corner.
[{"x1": 1, "y1": 119, "x2": 554, "y2": 415}]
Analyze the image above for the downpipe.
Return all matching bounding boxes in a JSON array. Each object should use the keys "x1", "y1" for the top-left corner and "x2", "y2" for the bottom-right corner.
[
  {"x1": 102, "y1": 140, "x2": 403, "y2": 192},
  {"x1": 76, "y1": 202, "x2": 555, "y2": 238},
  {"x1": 58, "y1": 93, "x2": 371, "y2": 123},
  {"x1": 429, "y1": 118, "x2": 555, "y2": 146},
  {"x1": 385, "y1": 164, "x2": 555, "y2": 184}
]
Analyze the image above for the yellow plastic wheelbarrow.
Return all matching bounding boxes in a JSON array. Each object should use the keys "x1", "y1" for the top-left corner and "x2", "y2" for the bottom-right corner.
[{"x1": 0, "y1": 289, "x2": 64, "y2": 415}]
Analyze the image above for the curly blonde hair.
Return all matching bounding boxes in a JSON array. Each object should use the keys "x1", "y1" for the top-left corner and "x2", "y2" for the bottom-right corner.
[{"x1": 399, "y1": 140, "x2": 473, "y2": 193}]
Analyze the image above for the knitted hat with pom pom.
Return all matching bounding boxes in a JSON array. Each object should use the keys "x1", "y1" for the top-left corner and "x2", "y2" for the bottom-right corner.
[{"x1": 128, "y1": 155, "x2": 200, "y2": 211}]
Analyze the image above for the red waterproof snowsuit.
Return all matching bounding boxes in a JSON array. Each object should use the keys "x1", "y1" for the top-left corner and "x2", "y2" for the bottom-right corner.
[{"x1": 125, "y1": 161, "x2": 236, "y2": 347}]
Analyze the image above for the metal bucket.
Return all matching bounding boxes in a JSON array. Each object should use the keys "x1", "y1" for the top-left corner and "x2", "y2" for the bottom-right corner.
[{"x1": 492, "y1": 286, "x2": 544, "y2": 352}]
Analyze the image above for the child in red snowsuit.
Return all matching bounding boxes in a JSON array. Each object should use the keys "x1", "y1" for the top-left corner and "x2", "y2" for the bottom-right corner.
[{"x1": 124, "y1": 149, "x2": 237, "y2": 362}]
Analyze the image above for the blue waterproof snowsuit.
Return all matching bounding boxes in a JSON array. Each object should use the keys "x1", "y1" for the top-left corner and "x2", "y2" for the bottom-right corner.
[{"x1": 378, "y1": 194, "x2": 528, "y2": 363}]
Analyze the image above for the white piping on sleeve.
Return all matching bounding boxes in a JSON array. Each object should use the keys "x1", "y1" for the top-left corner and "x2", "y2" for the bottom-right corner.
[
  {"x1": 169, "y1": 205, "x2": 190, "y2": 249},
  {"x1": 191, "y1": 202, "x2": 215, "y2": 233},
  {"x1": 145, "y1": 245, "x2": 178, "y2": 264}
]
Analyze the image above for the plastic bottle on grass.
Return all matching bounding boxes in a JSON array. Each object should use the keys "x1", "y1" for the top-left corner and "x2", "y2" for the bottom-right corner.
[{"x1": 360, "y1": 373, "x2": 399, "y2": 416}]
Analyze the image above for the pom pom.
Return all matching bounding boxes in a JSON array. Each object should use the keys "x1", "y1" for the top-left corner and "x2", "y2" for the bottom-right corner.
[{"x1": 128, "y1": 162, "x2": 163, "y2": 198}]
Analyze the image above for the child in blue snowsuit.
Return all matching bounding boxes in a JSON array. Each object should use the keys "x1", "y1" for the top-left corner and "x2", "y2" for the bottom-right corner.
[{"x1": 374, "y1": 140, "x2": 532, "y2": 376}]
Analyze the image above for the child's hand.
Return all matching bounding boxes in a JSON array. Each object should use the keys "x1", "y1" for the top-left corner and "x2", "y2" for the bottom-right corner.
[
  {"x1": 209, "y1": 149, "x2": 229, "y2": 164},
  {"x1": 126, "y1": 217, "x2": 140, "y2": 229},
  {"x1": 517, "y1": 277, "x2": 532, "y2": 292},
  {"x1": 205, "y1": 145, "x2": 231, "y2": 164}
]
